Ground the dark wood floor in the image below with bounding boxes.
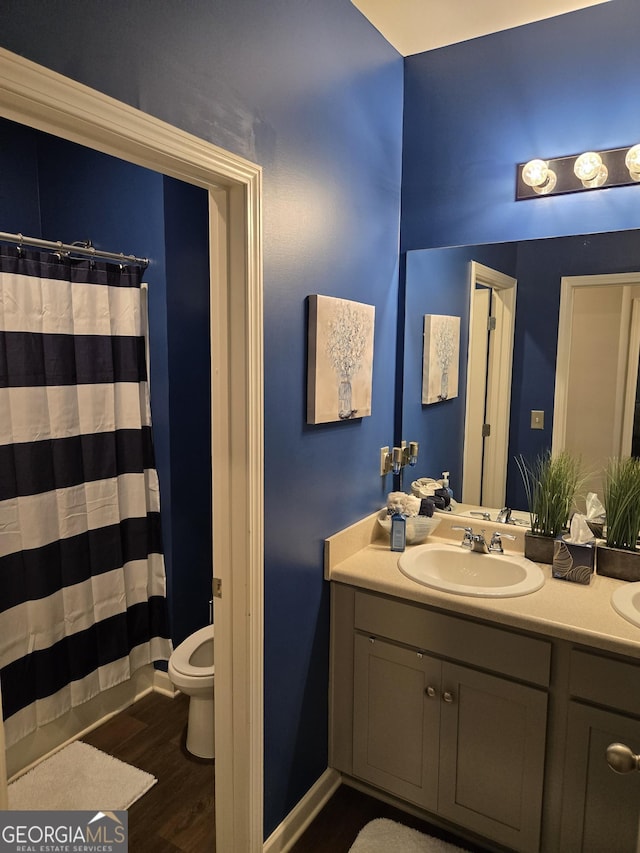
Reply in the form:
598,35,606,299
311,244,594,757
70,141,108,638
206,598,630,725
290,783,492,853
83,691,214,852
83,692,492,853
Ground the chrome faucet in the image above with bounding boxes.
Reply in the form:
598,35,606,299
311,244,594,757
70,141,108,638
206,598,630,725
452,525,489,553
488,531,517,553
469,510,491,521
496,507,513,524
452,525,517,554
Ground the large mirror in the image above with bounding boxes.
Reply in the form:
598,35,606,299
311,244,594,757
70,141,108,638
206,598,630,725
401,229,640,517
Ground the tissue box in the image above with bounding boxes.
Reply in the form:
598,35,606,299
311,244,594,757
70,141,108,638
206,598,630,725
552,536,595,585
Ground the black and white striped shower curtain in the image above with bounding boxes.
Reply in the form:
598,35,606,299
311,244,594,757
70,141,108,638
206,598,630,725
0,247,172,748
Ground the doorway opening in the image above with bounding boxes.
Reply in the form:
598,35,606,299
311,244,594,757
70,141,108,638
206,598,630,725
462,262,517,509
0,47,264,852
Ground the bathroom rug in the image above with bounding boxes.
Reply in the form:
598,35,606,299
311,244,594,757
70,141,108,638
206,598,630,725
349,818,470,853
8,740,156,810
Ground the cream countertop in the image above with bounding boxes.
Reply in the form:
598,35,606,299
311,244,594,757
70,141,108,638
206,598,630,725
325,510,640,661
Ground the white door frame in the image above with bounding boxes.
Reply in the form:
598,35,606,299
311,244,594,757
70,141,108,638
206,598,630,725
553,273,640,460
462,262,517,508
0,48,264,852
463,285,491,505
621,298,640,455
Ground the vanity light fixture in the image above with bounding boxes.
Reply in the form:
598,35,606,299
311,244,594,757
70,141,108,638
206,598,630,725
381,441,419,476
516,144,640,200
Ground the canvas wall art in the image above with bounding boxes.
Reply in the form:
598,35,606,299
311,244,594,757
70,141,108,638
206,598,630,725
307,294,375,424
422,314,460,404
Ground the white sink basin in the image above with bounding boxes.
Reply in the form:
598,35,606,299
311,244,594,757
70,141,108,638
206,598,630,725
611,582,640,628
398,542,545,598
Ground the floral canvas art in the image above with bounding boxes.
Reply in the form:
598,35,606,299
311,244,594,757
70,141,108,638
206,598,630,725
422,314,460,404
307,295,375,424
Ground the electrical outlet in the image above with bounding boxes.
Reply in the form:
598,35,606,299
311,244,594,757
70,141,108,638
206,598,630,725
380,446,390,476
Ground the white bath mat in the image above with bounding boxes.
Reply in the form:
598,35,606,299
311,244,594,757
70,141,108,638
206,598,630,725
8,740,156,811
349,818,470,853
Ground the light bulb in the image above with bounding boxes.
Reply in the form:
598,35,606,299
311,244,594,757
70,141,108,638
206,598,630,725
625,144,640,181
521,159,557,195
522,159,549,187
574,151,608,187
533,169,557,195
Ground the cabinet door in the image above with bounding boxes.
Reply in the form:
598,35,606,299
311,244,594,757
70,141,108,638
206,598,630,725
438,662,547,853
352,633,441,810
560,702,640,853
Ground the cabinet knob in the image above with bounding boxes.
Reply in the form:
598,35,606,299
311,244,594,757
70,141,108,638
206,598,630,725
425,686,437,698
607,743,640,774
443,691,454,704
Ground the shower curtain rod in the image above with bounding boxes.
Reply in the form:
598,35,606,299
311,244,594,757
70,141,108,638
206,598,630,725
0,231,149,267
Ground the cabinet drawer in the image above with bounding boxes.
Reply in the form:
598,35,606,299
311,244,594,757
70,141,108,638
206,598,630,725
354,589,550,687
569,649,640,716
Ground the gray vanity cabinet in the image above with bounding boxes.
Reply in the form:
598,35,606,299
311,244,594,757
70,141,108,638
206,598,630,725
331,583,551,853
352,634,441,811
559,650,640,852
437,661,547,849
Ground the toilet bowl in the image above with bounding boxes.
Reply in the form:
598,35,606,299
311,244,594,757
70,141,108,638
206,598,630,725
168,624,215,759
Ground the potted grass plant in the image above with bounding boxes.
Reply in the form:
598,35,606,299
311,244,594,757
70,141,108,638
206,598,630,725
597,456,640,581
516,450,583,564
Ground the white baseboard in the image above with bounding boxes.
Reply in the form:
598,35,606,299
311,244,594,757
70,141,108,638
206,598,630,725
263,768,341,853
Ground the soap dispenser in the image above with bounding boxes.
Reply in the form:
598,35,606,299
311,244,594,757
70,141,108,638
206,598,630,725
442,472,454,501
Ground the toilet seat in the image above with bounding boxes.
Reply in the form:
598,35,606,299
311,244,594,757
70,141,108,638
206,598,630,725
170,624,214,678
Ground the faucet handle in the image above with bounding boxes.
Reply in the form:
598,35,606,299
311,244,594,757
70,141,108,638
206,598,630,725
489,531,517,553
496,507,513,523
451,525,473,547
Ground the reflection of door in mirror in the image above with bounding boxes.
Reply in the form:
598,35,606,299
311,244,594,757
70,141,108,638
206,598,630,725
632,345,640,459
553,273,640,501
463,263,517,508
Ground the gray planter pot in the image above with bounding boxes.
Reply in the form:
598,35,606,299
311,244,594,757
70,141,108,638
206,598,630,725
596,544,640,582
524,532,556,565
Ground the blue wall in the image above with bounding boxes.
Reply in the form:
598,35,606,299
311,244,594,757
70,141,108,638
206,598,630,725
0,0,404,835
163,177,212,644
0,119,41,234
402,0,640,251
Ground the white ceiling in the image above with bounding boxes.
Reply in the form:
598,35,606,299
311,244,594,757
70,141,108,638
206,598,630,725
351,0,611,56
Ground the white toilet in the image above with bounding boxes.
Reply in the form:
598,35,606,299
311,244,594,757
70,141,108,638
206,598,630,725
168,623,215,759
